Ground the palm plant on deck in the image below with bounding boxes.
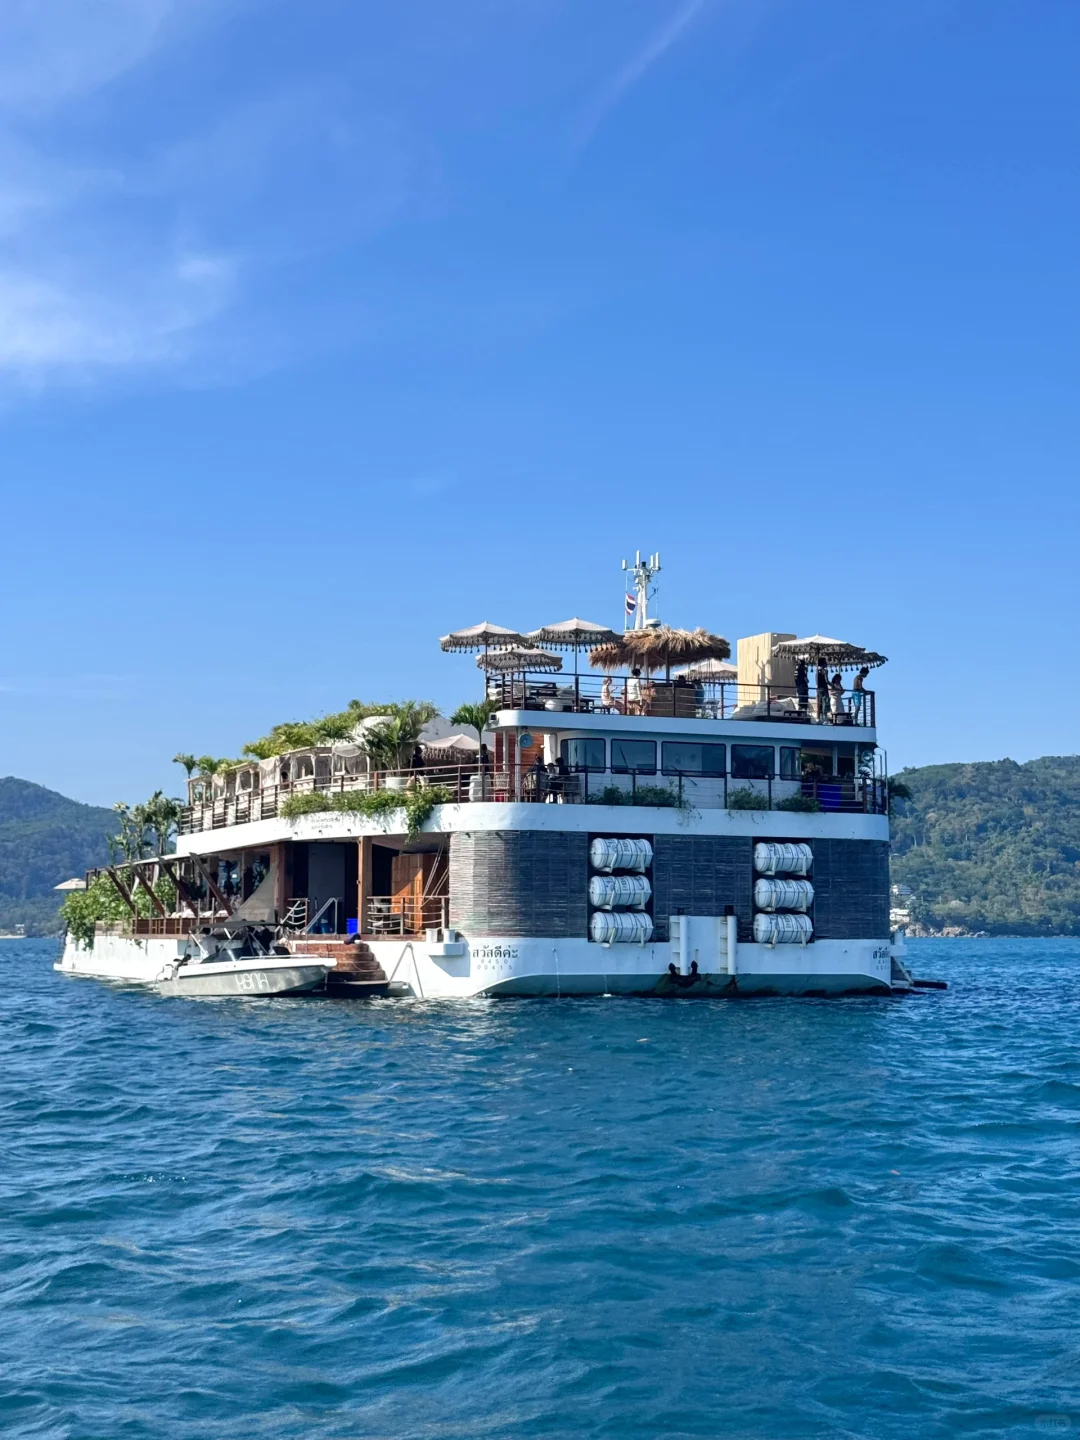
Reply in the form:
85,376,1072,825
449,699,499,754
362,702,436,772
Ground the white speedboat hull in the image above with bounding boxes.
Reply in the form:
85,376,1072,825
157,954,334,998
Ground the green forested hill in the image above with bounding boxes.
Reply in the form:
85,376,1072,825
4,760,1080,939
0,778,116,935
890,756,1080,936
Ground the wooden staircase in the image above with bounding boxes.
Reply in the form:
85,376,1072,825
285,936,390,997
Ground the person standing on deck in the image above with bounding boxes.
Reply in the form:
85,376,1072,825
795,660,809,714
815,665,830,722
850,666,870,721
829,672,845,721
626,668,643,715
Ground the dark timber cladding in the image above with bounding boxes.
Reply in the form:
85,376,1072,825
651,836,754,942
449,829,890,942
810,839,890,939
450,831,590,937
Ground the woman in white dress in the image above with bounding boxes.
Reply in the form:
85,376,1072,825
829,673,845,721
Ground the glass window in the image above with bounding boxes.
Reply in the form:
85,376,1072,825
610,739,657,774
731,744,774,779
662,741,726,776
559,737,606,772
779,747,801,780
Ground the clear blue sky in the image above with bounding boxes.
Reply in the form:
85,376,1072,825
1,0,1077,807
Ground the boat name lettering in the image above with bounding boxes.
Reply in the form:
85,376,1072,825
475,945,519,961
872,947,889,961
234,971,272,992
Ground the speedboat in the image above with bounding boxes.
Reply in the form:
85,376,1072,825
156,921,335,998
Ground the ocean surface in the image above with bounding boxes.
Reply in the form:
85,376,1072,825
3,939,1080,1439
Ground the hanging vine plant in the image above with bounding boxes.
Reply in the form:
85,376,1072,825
280,785,453,838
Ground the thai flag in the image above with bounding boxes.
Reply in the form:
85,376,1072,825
625,593,636,618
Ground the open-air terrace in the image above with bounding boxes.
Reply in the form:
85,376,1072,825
481,670,877,725
178,735,889,835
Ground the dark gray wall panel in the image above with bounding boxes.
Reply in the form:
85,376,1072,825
651,835,754,942
450,831,590,938
810,839,890,939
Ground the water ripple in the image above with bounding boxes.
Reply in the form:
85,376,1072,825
2,937,1080,1437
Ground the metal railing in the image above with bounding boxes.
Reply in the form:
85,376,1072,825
304,897,339,935
177,763,888,833
522,771,887,814
485,672,875,726
364,895,449,937
179,764,486,834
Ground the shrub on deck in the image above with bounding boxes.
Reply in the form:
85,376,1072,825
280,785,453,838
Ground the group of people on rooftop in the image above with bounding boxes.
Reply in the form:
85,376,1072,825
795,662,870,723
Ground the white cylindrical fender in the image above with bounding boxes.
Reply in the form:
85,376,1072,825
588,874,652,910
753,842,813,876
753,878,814,912
752,912,813,946
589,837,653,873
590,911,655,945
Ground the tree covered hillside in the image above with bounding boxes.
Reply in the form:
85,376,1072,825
890,756,1080,936
0,778,116,935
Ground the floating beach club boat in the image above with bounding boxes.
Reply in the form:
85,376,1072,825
58,552,934,998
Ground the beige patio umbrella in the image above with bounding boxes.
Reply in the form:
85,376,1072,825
479,646,562,712
771,636,887,670
54,877,87,891
672,659,738,684
439,621,529,654
477,647,563,673
527,617,618,682
527,618,618,650
672,657,739,717
589,626,731,680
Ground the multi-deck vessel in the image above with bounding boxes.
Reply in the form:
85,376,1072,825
58,557,913,998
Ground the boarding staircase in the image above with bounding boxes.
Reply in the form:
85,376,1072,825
284,935,390,997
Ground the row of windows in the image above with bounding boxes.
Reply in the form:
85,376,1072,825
559,738,803,779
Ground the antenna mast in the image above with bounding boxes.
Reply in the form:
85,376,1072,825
621,550,661,631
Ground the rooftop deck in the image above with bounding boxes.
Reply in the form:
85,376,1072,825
484,672,876,726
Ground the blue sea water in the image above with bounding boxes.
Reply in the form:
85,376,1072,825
2,939,1080,1439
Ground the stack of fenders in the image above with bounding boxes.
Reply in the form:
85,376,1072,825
753,842,814,946
589,837,654,945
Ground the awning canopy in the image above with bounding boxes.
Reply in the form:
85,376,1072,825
423,733,481,752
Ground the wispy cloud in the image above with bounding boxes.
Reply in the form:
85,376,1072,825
0,0,234,114
0,1,425,388
575,0,707,147
0,2,243,381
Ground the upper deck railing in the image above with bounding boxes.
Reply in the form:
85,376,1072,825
178,762,888,835
484,673,875,727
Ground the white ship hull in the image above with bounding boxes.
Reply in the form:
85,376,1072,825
364,933,895,998
57,930,896,999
